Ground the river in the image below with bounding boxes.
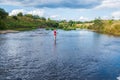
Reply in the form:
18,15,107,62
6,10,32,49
0,29,120,80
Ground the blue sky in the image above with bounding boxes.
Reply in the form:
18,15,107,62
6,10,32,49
0,0,120,21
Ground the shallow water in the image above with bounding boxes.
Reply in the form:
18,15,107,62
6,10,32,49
0,29,120,80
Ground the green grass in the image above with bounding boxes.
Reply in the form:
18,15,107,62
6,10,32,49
1,14,120,36
87,20,120,36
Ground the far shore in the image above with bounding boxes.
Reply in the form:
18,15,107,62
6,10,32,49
0,30,19,34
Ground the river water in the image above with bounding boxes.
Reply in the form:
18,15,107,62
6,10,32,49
0,29,120,80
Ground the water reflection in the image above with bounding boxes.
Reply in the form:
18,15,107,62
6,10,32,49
54,38,56,46
53,38,57,54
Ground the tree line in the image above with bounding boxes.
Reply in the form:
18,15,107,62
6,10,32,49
0,8,87,31
0,8,60,30
1,7,120,36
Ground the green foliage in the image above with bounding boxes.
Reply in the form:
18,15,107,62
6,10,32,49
46,20,59,28
48,18,51,21
24,14,33,18
0,8,8,30
58,20,78,30
68,20,75,26
4,14,60,31
0,20,7,30
33,15,40,19
75,21,83,24
68,20,73,26
108,20,113,25
112,23,120,31
0,8,8,19
12,16,18,20
40,17,46,21
17,12,23,17
1,7,120,36
93,18,104,30
80,25,86,29
5,16,41,30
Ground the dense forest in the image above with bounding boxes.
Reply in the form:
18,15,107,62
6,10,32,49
0,8,120,36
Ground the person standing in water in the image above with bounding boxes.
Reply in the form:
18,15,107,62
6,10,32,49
53,29,57,40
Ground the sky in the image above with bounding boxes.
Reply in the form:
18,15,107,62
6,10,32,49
0,0,120,21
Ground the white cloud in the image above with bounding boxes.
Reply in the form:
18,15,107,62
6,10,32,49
111,11,120,20
79,16,89,21
9,9,44,16
101,16,112,20
50,15,60,18
9,9,25,16
95,0,120,9
27,9,44,16
63,18,66,20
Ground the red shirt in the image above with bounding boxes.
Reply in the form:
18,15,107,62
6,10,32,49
54,30,56,36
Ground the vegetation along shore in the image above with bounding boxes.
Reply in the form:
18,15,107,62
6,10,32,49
0,8,120,36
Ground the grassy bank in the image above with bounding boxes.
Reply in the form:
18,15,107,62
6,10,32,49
1,8,120,36
4,16,45,31
0,8,59,31
1,15,59,31
89,20,120,36
75,19,120,36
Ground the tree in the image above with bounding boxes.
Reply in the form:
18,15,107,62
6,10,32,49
0,8,8,19
40,17,46,21
33,15,40,19
60,20,67,23
0,8,8,30
17,12,23,16
108,19,114,31
48,18,51,21
68,20,75,26
25,14,33,18
46,20,59,28
0,20,6,30
109,20,113,25
12,16,18,20
93,18,103,30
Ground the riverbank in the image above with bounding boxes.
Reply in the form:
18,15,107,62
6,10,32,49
75,20,120,36
88,21,120,36
89,30,118,37
0,30,19,34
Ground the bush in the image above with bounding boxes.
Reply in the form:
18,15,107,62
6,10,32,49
112,23,120,31
17,12,23,17
93,18,104,30
0,8,8,30
0,20,7,30
12,16,18,20
0,8,8,19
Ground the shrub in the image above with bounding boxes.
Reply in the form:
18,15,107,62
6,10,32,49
12,16,18,20
0,20,7,30
17,12,23,17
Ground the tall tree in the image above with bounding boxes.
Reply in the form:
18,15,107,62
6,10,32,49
0,8,8,30
93,18,103,30
0,8,8,19
17,12,23,17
